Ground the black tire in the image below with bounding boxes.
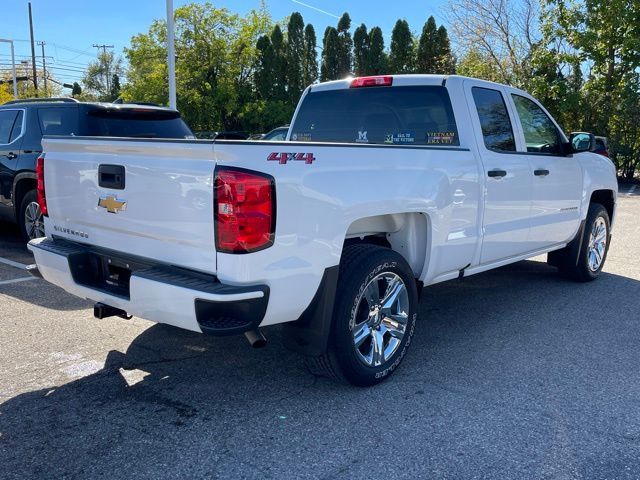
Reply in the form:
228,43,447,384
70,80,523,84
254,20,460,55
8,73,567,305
305,244,418,386
557,203,611,282
18,189,45,242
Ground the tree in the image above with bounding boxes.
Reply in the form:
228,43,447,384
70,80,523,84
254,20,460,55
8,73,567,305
389,20,414,74
336,13,353,77
255,34,275,99
321,27,340,81
445,0,539,85
270,25,287,101
302,23,318,87
83,50,123,101
436,26,456,74
122,2,272,131
367,27,387,74
110,73,121,100
286,12,305,102
71,82,82,97
353,24,369,76
416,16,438,73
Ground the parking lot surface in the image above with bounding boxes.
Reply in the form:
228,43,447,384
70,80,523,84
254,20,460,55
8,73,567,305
0,185,639,479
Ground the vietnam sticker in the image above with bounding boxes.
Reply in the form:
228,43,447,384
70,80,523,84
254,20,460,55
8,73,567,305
426,132,456,144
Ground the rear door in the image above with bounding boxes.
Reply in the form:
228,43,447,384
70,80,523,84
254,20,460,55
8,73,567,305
506,91,583,248
0,109,24,210
464,81,533,264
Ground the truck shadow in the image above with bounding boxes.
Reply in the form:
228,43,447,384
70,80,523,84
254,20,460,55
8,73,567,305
1,260,639,478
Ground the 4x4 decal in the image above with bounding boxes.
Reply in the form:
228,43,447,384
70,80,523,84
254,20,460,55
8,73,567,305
268,152,316,164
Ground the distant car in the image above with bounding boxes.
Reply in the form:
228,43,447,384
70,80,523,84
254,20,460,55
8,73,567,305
261,126,289,141
195,131,249,140
594,136,609,157
0,97,194,241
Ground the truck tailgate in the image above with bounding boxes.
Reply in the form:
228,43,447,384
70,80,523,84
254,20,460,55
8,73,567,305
42,137,217,273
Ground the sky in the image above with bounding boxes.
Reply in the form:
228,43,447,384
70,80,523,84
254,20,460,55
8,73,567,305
0,0,448,88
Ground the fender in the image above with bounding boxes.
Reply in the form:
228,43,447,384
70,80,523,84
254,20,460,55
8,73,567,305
10,171,37,219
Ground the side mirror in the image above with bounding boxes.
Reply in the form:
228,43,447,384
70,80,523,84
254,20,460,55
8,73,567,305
570,132,595,153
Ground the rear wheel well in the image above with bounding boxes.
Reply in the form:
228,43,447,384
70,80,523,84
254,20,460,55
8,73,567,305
14,178,36,215
590,190,615,221
343,213,429,278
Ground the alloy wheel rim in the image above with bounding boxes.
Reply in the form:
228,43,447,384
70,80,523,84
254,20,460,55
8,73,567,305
350,272,409,368
587,216,607,272
24,201,45,240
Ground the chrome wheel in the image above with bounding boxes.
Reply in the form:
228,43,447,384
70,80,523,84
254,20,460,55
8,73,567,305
587,216,607,272
24,201,45,240
350,272,409,367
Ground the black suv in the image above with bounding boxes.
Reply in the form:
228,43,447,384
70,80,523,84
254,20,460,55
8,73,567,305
0,98,193,241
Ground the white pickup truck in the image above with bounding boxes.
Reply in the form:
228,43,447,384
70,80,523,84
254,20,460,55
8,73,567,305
28,75,617,386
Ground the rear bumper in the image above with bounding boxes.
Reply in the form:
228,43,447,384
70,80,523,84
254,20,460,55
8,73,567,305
28,237,269,335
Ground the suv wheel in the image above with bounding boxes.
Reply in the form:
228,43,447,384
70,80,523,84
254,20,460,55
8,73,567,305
305,245,418,386
19,189,45,242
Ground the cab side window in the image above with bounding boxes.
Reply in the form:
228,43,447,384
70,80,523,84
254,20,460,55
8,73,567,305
472,87,516,152
511,94,561,155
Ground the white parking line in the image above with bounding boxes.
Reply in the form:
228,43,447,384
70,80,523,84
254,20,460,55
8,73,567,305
0,276,35,286
0,256,29,270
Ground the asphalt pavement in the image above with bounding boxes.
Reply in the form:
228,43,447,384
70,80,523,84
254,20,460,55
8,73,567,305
0,185,639,479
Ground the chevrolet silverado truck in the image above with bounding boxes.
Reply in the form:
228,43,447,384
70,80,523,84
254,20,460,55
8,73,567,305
27,75,617,386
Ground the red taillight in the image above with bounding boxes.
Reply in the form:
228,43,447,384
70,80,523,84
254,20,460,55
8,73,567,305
350,76,393,88
36,154,48,217
214,168,275,254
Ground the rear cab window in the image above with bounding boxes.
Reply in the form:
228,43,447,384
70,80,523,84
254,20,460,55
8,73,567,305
290,85,459,146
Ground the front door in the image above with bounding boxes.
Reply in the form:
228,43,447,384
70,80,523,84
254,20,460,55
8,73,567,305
507,92,583,248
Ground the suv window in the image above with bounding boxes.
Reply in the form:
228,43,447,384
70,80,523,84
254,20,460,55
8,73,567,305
472,87,516,152
511,94,561,154
0,110,19,144
9,110,24,143
38,107,80,136
290,86,459,146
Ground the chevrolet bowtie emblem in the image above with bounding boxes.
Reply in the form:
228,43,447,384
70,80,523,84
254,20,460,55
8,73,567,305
98,196,127,214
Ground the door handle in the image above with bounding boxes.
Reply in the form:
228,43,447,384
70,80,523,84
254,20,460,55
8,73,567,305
487,169,507,178
534,169,550,177
6,152,17,160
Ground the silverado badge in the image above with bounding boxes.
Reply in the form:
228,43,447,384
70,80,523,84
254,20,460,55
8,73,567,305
98,196,127,214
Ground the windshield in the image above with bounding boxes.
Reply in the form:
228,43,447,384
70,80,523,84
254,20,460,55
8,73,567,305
290,85,459,146
84,108,193,139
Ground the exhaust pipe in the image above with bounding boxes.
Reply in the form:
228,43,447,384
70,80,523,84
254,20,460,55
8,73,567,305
244,329,267,348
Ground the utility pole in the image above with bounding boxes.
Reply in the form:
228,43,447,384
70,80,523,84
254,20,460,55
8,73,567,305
92,43,114,96
166,0,177,109
28,2,38,94
38,41,47,95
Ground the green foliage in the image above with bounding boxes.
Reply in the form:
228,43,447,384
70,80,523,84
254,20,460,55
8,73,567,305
336,13,353,77
353,24,369,76
436,26,456,74
122,1,272,131
416,16,439,73
302,24,318,87
321,27,341,81
71,82,82,97
368,27,387,74
83,51,123,101
286,12,305,102
389,20,414,74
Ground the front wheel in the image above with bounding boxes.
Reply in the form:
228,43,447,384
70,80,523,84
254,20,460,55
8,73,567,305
558,203,611,282
305,245,418,386
19,189,45,242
